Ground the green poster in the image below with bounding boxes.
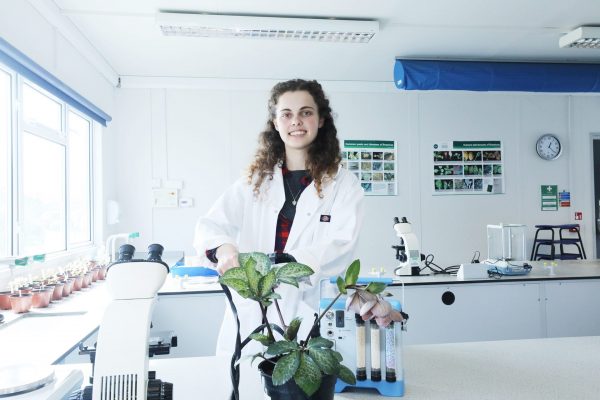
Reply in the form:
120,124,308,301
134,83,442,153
541,185,558,211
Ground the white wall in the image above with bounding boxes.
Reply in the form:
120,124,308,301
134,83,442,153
110,81,600,270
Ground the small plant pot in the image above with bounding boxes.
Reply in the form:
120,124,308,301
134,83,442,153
10,294,33,313
91,268,100,282
31,289,52,308
97,265,108,280
0,291,12,310
62,279,74,297
18,286,32,295
72,275,83,291
51,283,64,301
258,359,337,400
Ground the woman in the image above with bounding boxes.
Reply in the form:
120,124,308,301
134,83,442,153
194,79,364,355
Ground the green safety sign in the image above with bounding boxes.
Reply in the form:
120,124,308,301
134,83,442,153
541,185,558,211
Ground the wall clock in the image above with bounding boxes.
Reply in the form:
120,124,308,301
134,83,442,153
536,134,562,160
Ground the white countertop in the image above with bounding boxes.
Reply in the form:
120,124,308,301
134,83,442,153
156,260,600,296
35,335,600,400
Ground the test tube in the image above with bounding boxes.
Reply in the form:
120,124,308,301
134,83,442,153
355,314,367,381
385,321,397,382
370,319,381,381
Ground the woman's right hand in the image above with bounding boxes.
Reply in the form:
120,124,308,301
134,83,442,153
215,243,240,275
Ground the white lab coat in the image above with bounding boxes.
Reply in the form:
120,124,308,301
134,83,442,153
194,165,364,355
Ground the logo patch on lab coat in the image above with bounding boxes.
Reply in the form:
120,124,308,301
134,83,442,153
320,215,331,223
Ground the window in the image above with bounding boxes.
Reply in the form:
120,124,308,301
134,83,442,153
68,111,92,245
0,64,95,258
0,69,10,256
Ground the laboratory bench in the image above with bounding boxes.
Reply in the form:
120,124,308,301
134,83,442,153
1,260,600,398
9,336,600,399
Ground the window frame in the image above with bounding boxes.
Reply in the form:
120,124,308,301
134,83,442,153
0,64,95,259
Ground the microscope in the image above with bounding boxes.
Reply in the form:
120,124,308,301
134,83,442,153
392,217,426,276
74,243,174,400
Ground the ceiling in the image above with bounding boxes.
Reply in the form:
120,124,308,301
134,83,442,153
52,0,600,83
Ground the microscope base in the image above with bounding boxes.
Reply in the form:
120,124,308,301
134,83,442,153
394,264,429,276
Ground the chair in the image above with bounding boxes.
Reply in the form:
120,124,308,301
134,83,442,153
530,225,558,261
558,224,586,260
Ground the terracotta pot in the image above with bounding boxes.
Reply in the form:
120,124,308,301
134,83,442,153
18,286,32,295
83,272,93,288
10,294,33,313
72,275,83,291
62,279,74,297
97,265,108,280
51,282,64,301
91,268,100,282
31,289,52,308
0,291,12,310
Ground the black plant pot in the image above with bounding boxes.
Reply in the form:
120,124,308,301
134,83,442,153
258,359,336,400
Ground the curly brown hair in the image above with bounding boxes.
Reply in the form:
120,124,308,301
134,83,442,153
247,79,341,197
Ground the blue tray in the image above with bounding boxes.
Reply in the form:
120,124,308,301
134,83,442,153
170,265,219,277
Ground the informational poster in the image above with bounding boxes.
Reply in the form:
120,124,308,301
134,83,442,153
432,140,504,195
341,140,397,196
541,185,558,211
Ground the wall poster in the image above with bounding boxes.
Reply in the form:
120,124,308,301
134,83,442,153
341,140,397,196
432,140,504,195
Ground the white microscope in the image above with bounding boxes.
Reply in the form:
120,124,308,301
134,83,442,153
74,244,174,400
392,217,426,276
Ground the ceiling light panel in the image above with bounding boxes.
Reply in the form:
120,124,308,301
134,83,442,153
559,26,600,49
156,12,379,43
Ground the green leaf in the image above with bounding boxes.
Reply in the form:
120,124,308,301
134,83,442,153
344,259,360,286
264,292,282,300
218,277,250,297
244,257,261,296
249,333,273,346
272,351,300,386
277,276,299,287
336,276,347,295
307,336,334,349
250,252,273,275
337,364,356,385
284,317,302,341
276,262,314,280
258,270,277,297
266,340,299,356
293,353,322,397
365,281,387,295
332,350,343,362
308,348,338,375
221,266,247,281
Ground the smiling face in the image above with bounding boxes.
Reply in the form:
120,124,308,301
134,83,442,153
272,90,324,157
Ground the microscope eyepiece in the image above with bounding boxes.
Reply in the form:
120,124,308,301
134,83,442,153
117,244,136,261
393,217,400,224
147,244,164,262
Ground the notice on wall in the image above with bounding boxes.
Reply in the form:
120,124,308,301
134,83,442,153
341,140,397,196
559,190,571,207
541,185,558,211
432,141,504,195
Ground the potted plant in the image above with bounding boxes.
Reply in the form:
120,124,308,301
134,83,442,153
219,252,398,400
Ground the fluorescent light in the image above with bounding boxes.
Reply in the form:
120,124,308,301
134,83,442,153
156,12,379,43
559,26,600,49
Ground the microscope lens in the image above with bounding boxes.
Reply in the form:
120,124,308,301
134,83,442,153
117,244,135,261
147,244,164,261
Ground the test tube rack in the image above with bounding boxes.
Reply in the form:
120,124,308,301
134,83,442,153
319,281,404,397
